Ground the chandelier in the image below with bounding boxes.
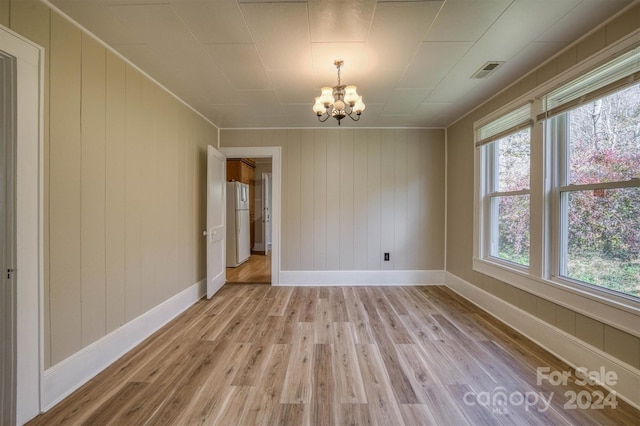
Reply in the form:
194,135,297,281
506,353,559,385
313,60,365,125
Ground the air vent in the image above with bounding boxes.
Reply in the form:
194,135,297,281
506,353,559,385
470,61,505,79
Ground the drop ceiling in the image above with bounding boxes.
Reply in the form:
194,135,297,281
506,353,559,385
49,0,634,128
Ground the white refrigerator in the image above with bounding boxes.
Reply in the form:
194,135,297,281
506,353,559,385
226,181,251,267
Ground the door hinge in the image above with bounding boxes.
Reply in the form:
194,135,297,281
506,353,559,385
7,268,15,279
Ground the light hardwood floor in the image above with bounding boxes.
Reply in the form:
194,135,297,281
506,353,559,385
28,285,639,425
226,254,271,284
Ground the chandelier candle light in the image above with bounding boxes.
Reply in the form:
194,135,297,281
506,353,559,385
313,60,365,125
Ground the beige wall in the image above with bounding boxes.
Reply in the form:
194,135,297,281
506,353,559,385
222,129,446,272
445,4,640,369
0,0,9,27
7,1,217,367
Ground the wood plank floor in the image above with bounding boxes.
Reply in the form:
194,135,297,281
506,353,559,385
226,254,271,284
29,285,639,425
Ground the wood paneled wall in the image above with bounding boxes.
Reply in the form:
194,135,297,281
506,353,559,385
221,129,445,272
7,1,218,367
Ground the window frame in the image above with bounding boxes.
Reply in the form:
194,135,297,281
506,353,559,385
548,102,640,300
472,38,640,333
482,130,531,269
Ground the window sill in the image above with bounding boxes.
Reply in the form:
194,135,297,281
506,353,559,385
473,257,640,337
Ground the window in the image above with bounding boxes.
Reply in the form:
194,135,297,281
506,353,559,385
477,104,532,267
473,43,640,332
550,84,640,298
475,46,640,308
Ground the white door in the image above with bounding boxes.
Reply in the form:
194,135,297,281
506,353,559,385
262,173,272,256
206,145,226,298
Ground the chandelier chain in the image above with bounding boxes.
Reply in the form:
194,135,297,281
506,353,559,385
333,59,345,86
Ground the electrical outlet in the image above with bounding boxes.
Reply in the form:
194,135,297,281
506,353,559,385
384,253,390,261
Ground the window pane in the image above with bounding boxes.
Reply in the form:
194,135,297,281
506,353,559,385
497,128,530,192
491,194,530,266
567,84,640,185
564,187,640,298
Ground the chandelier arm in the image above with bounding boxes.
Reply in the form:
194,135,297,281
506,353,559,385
317,114,331,123
346,111,361,121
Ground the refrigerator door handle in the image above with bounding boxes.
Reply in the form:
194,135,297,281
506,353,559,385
240,185,247,202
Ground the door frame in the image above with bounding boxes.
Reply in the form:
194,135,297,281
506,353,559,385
0,48,18,426
262,172,272,256
219,146,281,286
0,25,44,423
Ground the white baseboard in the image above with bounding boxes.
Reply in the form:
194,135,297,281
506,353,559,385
280,270,445,286
41,279,206,410
445,272,640,410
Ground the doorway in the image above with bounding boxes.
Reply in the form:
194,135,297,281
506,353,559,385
0,49,17,426
219,146,281,286
225,158,272,284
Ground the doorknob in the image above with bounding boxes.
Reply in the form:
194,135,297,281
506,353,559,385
202,230,208,236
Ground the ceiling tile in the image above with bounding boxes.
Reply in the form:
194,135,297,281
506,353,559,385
399,41,473,88
206,44,271,90
210,89,281,111
311,43,365,86
470,0,580,60
106,3,196,46
277,87,318,105
217,103,286,128
382,88,431,115
268,68,316,104
351,67,404,104
425,76,480,103
240,2,312,72
157,41,227,88
425,0,511,42
51,1,142,45
413,102,458,125
363,1,443,71
537,0,633,42
308,0,376,43
171,0,252,44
